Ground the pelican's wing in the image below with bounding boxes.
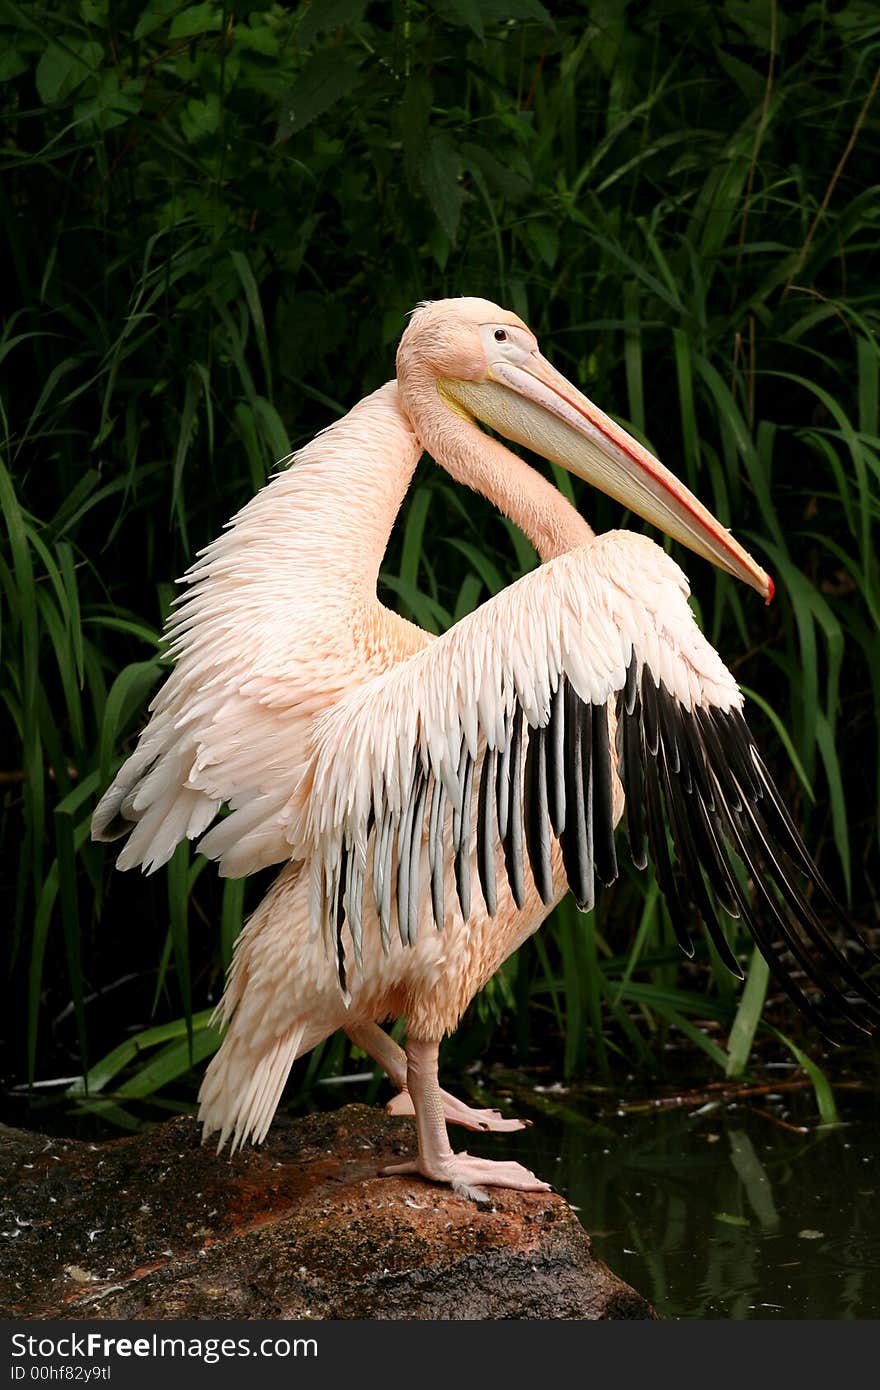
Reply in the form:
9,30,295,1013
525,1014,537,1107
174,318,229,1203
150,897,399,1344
92,384,428,878
306,530,878,1037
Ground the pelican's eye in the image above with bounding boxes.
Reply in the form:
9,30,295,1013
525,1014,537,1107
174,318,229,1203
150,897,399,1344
480,322,533,368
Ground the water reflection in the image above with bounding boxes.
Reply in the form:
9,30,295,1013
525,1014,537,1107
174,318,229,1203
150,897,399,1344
7,1064,877,1318
467,1088,880,1319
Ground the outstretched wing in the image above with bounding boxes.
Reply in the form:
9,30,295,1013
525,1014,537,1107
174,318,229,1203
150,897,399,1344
305,530,878,1037
91,384,427,878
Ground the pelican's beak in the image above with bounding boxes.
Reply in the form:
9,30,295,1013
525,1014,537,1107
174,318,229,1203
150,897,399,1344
440,352,774,602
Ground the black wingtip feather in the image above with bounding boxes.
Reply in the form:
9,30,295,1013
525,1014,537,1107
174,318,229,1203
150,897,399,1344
618,669,647,870
640,678,878,1038
428,775,446,931
502,704,526,909
546,680,567,836
559,682,594,912
453,744,475,921
367,647,874,1046
477,747,498,916
335,843,348,992
524,723,555,904
592,703,618,886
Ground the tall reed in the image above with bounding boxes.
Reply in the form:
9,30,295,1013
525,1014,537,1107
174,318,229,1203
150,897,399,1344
1,1,877,1121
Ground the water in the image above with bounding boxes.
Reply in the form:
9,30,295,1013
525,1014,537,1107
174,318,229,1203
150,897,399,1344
467,1083,880,1319
7,1062,879,1319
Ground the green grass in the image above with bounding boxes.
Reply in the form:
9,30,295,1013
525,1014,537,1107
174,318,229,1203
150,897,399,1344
1,0,878,1123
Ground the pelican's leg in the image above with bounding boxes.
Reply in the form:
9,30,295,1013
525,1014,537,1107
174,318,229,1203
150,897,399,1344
378,1037,549,1199
345,1022,528,1133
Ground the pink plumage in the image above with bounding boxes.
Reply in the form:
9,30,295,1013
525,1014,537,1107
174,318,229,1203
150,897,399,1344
93,298,874,1198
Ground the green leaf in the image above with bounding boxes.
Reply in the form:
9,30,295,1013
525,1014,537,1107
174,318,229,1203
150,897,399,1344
180,94,221,142
772,1030,840,1126
235,19,280,57
275,50,362,139
35,40,103,104
171,367,200,548
713,44,767,104
0,49,29,83
446,538,507,595
419,135,464,243
475,0,552,21
452,572,484,622
168,844,193,1050
727,0,787,48
399,486,432,594
379,574,450,633
221,877,246,972
67,1010,217,1096
115,1028,220,1098
739,686,815,802
252,398,292,461
133,0,186,40
447,0,485,39
725,947,769,1077
98,661,163,792
168,3,223,40
401,75,432,184
522,221,559,268
298,0,367,47
230,251,273,397
463,143,531,201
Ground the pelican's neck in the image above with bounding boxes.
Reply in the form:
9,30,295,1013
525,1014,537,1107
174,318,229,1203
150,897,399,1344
281,381,421,600
181,382,420,620
400,371,594,562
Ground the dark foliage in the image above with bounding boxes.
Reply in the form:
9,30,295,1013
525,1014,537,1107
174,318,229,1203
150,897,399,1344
1,0,878,1123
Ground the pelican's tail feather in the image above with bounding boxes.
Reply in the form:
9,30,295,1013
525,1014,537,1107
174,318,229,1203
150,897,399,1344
198,1018,323,1155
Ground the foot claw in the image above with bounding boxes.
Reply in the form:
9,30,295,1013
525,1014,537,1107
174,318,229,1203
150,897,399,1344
379,1151,550,1197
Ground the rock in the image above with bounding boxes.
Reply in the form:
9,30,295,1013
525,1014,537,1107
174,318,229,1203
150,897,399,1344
0,1105,656,1320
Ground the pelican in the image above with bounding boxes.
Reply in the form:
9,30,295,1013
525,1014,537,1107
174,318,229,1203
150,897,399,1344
93,297,876,1198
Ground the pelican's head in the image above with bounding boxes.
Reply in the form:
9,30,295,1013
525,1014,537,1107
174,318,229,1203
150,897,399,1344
397,297,773,602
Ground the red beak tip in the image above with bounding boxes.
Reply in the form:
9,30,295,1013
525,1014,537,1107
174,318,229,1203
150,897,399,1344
765,574,775,605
